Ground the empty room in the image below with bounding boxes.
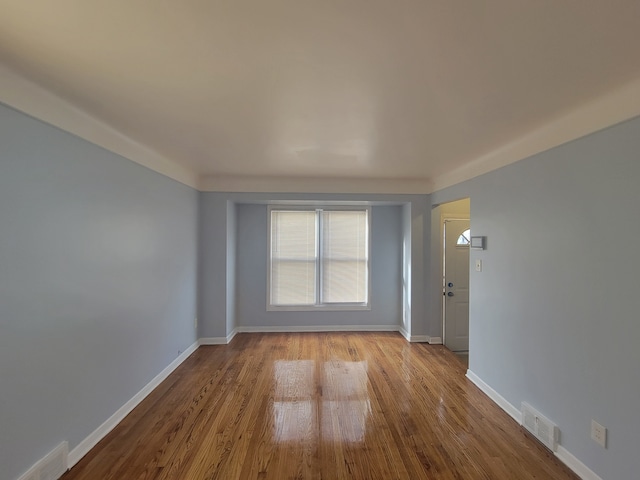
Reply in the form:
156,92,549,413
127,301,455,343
1,2,639,480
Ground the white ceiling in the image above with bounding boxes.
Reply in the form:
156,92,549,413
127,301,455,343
1,1,640,192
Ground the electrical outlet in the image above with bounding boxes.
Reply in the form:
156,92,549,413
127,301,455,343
591,420,607,448
194,317,198,329
475,259,482,272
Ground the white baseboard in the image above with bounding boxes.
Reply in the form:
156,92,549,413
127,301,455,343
399,327,410,341
199,336,230,345
235,325,401,333
556,446,603,480
199,328,238,345
17,441,68,480
398,334,439,343
226,328,238,343
466,370,601,480
67,340,199,468
410,335,430,343
398,329,429,342
466,370,522,423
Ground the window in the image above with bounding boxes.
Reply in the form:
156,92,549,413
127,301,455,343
456,229,471,246
269,207,370,309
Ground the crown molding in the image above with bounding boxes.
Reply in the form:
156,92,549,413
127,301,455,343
198,174,432,194
0,64,199,189
431,77,640,192
4,62,639,196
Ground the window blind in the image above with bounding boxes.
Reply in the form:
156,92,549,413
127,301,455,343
270,208,369,307
270,210,317,305
321,210,368,304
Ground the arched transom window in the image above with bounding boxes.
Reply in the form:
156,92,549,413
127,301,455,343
457,229,470,246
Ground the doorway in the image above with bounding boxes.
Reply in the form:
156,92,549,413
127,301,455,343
439,199,470,353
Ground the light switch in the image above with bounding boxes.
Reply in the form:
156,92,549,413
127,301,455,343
475,259,482,272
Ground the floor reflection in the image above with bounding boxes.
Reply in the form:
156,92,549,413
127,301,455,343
273,359,370,443
273,360,316,442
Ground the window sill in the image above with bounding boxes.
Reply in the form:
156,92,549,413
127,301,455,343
267,304,371,312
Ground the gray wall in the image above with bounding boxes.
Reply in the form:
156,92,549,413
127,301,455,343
198,192,235,338
411,196,430,338
234,204,402,328
226,201,237,336
431,115,640,480
198,192,428,339
0,104,198,480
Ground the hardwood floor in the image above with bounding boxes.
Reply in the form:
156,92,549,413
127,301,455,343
62,333,578,479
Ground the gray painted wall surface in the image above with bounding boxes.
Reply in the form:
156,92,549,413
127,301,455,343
234,204,402,328
226,201,237,335
197,192,230,338
431,116,640,480
411,196,430,338
198,192,428,339
0,104,198,480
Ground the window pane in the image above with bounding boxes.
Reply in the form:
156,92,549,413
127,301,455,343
457,228,470,245
321,211,368,304
271,211,317,305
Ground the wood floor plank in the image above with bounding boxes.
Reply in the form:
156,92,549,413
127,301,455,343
62,332,579,480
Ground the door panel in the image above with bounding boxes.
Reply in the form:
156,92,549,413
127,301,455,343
454,302,469,337
444,219,470,352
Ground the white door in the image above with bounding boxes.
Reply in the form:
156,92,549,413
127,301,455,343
444,219,470,352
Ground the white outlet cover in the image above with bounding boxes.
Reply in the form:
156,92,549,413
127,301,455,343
475,259,482,272
591,420,607,448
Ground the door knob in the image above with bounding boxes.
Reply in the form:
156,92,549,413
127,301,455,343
447,282,454,287
447,292,454,297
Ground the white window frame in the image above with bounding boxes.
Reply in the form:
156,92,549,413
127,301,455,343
267,205,371,311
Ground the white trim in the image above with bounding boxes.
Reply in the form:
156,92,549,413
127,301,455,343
67,340,199,468
399,326,410,341
556,446,603,480
407,335,429,343
432,77,640,192
17,441,68,480
401,331,439,343
226,328,238,344
235,325,400,333
3,65,640,197
466,370,602,480
466,370,522,423
0,65,199,189
199,175,432,194
199,335,232,345
267,206,372,311
266,304,372,312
